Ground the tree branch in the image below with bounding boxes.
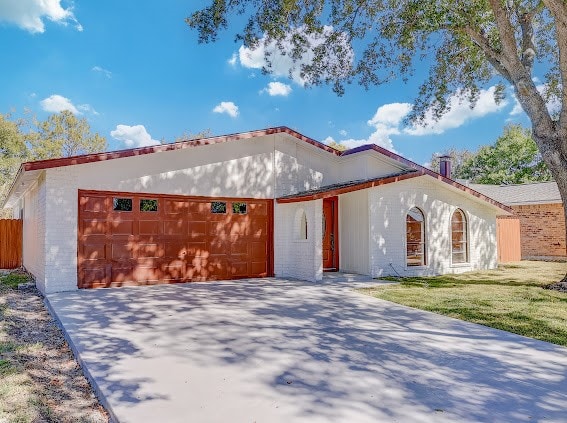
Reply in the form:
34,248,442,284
462,26,512,81
518,10,535,70
488,0,520,60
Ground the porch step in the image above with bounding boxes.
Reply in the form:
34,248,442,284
322,272,372,283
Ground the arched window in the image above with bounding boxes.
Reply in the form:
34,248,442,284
300,210,307,240
451,209,469,263
296,209,308,240
406,207,426,266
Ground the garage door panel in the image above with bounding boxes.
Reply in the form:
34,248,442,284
79,191,272,288
250,261,268,276
138,243,162,259
110,220,135,235
164,220,187,235
139,220,160,235
229,261,248,277
81,195,108,213
81,242,107,261
248,202,267,216
188,221,207,240
111,243,136,260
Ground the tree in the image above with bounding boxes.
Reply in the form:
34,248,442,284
162,129,214,144
458,124,552,184
187,1,567,282
326,140,347,151
429,147,475,180
29,110,107,160
0,113,28,217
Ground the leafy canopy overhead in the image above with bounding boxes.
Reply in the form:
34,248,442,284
187,0,560,125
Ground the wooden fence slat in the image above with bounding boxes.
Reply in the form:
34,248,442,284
0,219,23,269
497,216,522,263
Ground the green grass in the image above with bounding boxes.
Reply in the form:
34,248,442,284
0,273,32,289
361,261,567,346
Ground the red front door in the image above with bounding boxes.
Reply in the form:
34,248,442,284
322,197,338,271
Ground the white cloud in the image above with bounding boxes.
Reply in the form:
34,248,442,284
92,66,112,79
326,85,509,153
77,104,99,115
339,129,347,136
260,81,292,97
40,94,97,116
0,0,82,33
40,94,79,114
235,26,353,86
324,103,412,152
213,101,239,118
227,53,237,67
405,86,508,135
110,124,158,148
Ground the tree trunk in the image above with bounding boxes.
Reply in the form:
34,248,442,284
533,133,567,283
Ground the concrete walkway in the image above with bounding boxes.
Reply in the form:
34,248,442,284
46,279,567,423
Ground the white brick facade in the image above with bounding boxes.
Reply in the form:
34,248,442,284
368,176,497,277
11,132,503,293
274,200,323,282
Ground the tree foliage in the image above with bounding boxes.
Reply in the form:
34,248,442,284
459,124,552,184
430,147,475,180
433,124,552,184
188,1,567,280
0,111,106,215
29,111,107,160
326,140,347,151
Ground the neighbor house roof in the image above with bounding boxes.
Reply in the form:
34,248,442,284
468,181,561,206
2,126,512,213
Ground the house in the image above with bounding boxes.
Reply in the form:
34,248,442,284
469,182,567,260
2,127,511,294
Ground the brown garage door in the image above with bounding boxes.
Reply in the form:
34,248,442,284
78,190,273,288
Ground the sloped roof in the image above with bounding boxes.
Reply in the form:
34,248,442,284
468,181,561,205
2,126,512,213
277,170,421,202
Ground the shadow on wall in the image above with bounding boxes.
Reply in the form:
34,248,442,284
370,188,497,276
48,281,567,421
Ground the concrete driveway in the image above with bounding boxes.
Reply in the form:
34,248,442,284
46,279,567,423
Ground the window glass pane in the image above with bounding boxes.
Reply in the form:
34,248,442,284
451,209,468,263
406,207,425,266
211,201,226,214
140,199,158,212
232,202,247,214
299,211,307,240
113,198,132,212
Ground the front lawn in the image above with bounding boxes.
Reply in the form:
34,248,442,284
361,261,567,346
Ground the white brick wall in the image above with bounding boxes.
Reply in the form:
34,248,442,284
368,176,498,278
17,134,501,293
43,167,80,293
274,200,323,282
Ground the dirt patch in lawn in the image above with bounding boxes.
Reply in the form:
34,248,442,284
0,272,108,423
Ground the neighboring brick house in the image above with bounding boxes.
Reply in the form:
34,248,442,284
470,182,567,260
2,127,511,294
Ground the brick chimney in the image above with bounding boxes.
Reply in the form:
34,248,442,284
439,155,452,179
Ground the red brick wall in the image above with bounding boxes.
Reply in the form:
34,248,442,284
512,203,567,258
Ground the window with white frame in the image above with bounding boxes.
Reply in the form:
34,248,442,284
451,209,469,263
406,207,426,266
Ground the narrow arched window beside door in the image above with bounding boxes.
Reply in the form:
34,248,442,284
451,209,469,263
406,207,426,266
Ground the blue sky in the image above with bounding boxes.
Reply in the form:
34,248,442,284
0,0,533,166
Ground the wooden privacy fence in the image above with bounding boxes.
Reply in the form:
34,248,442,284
497,216,522,263
0,219,22,269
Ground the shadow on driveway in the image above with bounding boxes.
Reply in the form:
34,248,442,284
47,279,567,423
